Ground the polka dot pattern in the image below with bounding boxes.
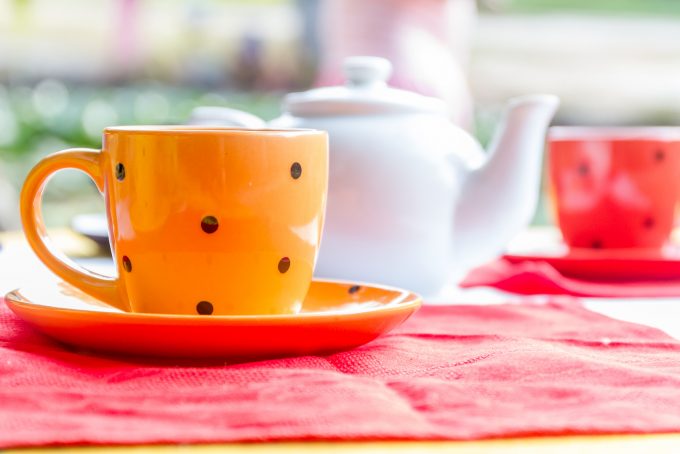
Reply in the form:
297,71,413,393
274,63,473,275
115,163,126,181
201,216,219,234
290,162,302,179
278,257,291,274
196,301,214,315
116,156,311,314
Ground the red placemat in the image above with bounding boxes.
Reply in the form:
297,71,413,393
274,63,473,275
461,257,680,297
2,298,680,448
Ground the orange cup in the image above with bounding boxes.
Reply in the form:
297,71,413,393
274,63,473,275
548,127,680,250
21,127,328,315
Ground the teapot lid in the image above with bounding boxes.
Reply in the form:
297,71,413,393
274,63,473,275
283,57,447,116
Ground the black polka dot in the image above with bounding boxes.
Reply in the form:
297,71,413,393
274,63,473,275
290,162,302,179
643,216,655,229
655,149,665,162
278,257,291,273
591,239,603,249
348,285,361,294
115,163,125,181
201,216,219,234
196,301,213,315
122,256,132,272
577,163,589,176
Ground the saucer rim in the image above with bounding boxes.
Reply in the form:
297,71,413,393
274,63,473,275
504,245,680,263
4,278,422,324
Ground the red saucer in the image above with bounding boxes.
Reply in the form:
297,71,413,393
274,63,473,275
504,245,680,281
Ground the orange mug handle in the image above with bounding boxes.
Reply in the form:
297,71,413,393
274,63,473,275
20,148,127,311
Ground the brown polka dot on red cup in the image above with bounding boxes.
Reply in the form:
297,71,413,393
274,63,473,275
643,216,655,229
655,149,665,162
577,163,589,176
591,239,603,249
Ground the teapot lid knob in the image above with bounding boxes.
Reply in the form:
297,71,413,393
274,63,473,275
343,56,392,88
282,55,446,116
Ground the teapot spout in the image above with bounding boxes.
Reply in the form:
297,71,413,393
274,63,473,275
452,94,559,276
188,106,267,129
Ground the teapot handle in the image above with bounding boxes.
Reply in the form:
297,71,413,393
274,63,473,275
188,106,267,129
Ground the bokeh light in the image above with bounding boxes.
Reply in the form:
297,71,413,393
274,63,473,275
32,79,69,118
82,99,119,139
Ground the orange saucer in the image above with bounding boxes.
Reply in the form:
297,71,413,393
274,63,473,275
4,279,421,359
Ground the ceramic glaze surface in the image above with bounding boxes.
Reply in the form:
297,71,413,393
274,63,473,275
549,128,680,250
21,127,328,315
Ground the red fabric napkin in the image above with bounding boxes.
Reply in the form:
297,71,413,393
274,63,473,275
2,298,680,448
461,257,680,298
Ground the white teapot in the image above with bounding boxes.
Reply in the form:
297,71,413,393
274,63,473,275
190,57,559,298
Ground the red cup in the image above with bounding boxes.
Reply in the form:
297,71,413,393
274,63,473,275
548,127,680,250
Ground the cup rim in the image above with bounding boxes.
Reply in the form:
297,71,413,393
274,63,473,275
549,126,680,142
104,125,323,136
